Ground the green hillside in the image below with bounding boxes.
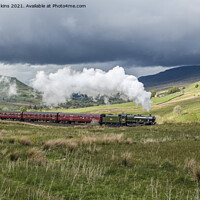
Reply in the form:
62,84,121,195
0,75,42,110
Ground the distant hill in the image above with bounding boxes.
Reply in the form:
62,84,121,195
0,75,42,110
139,65,200,90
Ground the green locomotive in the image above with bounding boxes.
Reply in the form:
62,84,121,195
101,114,156,126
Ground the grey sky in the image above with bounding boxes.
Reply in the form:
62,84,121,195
0,0,200,82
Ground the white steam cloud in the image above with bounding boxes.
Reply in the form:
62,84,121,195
0,76,17,97
31,66,152,111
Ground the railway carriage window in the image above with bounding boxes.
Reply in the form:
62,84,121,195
50,114,52,117
43,114,45,117
63,114,65,118
46,114,49,117
39,114,42,117
35,114,38,117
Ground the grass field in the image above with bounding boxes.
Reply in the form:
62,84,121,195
1,121,200,199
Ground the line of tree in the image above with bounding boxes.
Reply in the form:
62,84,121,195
167,86,180,94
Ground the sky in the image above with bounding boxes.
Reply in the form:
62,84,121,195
0,0,200,83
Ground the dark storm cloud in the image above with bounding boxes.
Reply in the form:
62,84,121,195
1,0,200,66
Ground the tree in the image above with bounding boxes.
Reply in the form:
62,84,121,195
33,105,37,110
19,106,27,112
150,90,156,98
167,86,180,94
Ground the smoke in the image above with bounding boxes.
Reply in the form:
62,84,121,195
0,76,17,97
31,66,152,111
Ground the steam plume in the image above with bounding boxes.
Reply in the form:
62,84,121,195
31,66,151,111
0,76,17,97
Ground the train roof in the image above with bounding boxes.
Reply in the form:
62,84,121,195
23,111,58,114
22,111,101,116
0,111,22,113
60,112,101,116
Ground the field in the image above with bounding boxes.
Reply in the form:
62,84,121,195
0,121,200,199
1,82,200,199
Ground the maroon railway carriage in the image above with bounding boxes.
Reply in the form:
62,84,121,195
58,113,101,123
0,111,22,120
22,112,58,122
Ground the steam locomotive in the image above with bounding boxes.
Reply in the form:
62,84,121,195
0,111,156,126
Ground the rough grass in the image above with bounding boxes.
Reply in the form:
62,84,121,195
19,136,32,146
27,147,46,164
0,121,200,199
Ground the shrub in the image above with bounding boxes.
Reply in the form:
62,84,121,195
195,84,199,88
19,106,28,112
19,137,32,146
150,90,156,98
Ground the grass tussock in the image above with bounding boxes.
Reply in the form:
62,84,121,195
44,138,78,151
80,134,125,145
0,129,13,134
143,138,159,144
19,137,32,146
86,144,102,153
121,152,132,167
27,148,46,164
173,105,183,115
10,151,20,161
184,158,200,182
17,130,32,135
